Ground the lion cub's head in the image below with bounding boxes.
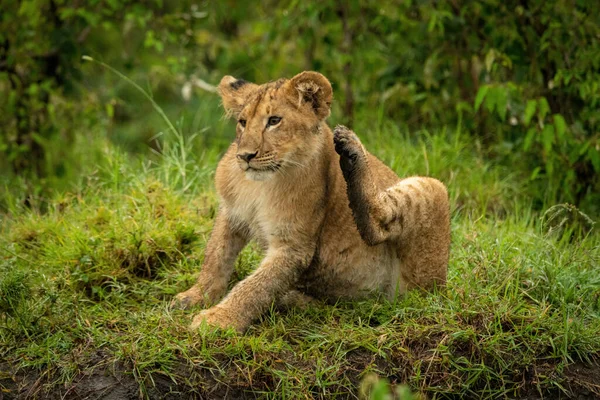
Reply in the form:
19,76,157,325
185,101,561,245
218,72,333,181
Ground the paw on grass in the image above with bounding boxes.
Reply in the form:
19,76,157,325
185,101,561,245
189,306,246,333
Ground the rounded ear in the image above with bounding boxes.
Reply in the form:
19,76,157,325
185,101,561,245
285,71,333,120
218,76,258,118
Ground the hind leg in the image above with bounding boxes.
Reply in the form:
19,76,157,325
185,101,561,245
276,290,315,310
397,232,449,293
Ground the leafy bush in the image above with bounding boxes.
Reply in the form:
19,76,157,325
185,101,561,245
1,0,599,214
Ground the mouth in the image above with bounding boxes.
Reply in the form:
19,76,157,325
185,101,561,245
239,161,282,173
239,162,282,181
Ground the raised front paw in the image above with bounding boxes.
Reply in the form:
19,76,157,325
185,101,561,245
333,125,364,174
189,306,246,333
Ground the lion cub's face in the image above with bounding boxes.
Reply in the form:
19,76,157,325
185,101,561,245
218,72,333,181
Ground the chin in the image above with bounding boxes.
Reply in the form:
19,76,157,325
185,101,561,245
245,169,275,181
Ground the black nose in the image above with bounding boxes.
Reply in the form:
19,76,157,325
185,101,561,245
237,151,258,163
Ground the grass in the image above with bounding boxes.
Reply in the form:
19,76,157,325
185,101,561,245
1,99,599,398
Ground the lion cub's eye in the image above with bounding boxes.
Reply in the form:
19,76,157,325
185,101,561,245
267,116,282,126
238,119,247,128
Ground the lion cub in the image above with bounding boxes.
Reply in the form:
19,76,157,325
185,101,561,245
174,72,450,332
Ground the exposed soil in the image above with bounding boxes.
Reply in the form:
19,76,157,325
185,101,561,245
2,357,600,399
562,362,600,399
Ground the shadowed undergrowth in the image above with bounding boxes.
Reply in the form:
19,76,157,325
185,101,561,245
1,126,599,399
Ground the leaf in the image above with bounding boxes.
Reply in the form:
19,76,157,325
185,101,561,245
59,8,76,20
553,114,567,140
474,86,489,111
455,101,474,114
370,379,391,400
538,97,550,121
524,127,537,151
485,86,497,113
542,124,555,153
578,141,591,156
588,147,600,172
106,103,114,119
524,100,537,126
427,13,437,33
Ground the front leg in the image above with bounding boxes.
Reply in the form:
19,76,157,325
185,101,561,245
190,244,313,332
334,125,447,247
172,208,248,309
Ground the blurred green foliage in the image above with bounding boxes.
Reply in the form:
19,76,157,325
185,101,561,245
1,0,599,214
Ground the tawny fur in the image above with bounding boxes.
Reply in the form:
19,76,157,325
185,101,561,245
173,71,450,332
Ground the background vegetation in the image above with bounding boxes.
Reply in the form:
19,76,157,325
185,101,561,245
1,0,599,398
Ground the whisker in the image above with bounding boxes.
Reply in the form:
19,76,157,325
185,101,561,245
283,159,307,169
274,163,288,180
